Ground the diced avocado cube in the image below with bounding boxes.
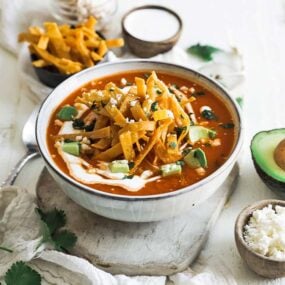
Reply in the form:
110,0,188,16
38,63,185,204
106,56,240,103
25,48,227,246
189,126,216,143
57,106,78,121
110,160,130,173
160,163,182,177
184,148,208,168
62,142,80,156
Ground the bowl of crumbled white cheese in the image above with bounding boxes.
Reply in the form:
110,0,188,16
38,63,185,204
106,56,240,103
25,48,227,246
235,200,285,278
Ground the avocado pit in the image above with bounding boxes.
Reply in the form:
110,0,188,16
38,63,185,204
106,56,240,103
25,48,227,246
274,139,285,171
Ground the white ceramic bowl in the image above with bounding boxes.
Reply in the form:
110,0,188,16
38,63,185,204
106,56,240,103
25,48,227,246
36,60,244,222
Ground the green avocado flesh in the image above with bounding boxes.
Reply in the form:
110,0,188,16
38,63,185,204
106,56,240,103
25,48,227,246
251,129,285,183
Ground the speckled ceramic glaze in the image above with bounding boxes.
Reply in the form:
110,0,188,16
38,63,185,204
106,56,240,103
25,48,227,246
36,60,244,222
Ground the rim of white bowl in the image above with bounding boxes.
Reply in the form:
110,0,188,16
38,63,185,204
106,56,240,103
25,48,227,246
36,59,244,201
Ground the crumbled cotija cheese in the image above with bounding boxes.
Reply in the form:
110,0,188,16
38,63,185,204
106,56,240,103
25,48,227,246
244,205,285,260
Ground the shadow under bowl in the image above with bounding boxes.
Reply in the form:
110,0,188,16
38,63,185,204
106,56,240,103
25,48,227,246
235,199,285,278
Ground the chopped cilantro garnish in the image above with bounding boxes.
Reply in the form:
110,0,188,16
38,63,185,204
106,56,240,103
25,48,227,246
201,109,217,120
176,160,185,166
4,261,41,285
151,101,159,112
123,174,134,179
36,208,77,253
128,161,135,169
156,89,162,95
0,246,13,253
169,142,177,149
236,97,243,108
175,126,187,137
72,118,85,130
187,43,221,61
144,73,150,79
220,123,235,129
193,91,206,96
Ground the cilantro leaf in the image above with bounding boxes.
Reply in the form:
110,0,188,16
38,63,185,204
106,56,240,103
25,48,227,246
53,230,77,252
5,261,41,285
36,208,66,234
187,44,221,61
236,97,243,108
0,246,13,253
201,109,217,120
36,208,77,253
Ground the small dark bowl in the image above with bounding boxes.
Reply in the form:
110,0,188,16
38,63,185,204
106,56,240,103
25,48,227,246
31,31,106,88
122,5,183,58
31,54,70,88
235,199,285,278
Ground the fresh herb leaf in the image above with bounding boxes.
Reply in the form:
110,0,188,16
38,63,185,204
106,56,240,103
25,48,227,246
36,208,66,234
53,230,77,252
156,89,162,95
220,123,235,129
36,208,77,253
169,142,177,149
168,87,174,94
84,121,95,132
171,84,179,89
201,109,217,120
176,160,185,166
5,261,41,285
151,101,158,112
123,175,134,179
72,118,85,130
128,161,135,169
175,126,187,137
0,246,13,253
236,97,243,108
193,91,205,97
187,43,221,61
182,148,191,156
144,73,150,79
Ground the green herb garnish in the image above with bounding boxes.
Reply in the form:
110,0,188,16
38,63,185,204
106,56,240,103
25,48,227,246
151,101,159,112
123,175,134,179
201,109,217,120
156,89,162,95
72,118,85,130
187,43,221,61
4,261,41,285
36,208,77,253
236,97,243,108
169,142,177,149
175,126,187,137
193,91,206,97
220,123,235,129
0,246,13,253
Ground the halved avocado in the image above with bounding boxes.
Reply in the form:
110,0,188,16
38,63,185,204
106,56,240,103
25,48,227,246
251,129,285,196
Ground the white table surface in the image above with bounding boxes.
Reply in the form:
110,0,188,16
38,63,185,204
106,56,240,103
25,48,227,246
1,0,285,283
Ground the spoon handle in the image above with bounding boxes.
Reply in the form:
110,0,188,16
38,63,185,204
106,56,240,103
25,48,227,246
1,151,40,187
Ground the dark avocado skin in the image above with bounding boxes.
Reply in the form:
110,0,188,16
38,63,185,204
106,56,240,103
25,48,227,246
252,153,285,198
250,129,285,196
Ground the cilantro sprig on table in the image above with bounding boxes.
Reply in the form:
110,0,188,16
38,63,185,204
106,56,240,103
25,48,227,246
187,43,221,61
36,208,77,252
3,261,41,285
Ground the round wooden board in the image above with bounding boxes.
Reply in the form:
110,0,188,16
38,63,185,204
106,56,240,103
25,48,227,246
36,164,239,276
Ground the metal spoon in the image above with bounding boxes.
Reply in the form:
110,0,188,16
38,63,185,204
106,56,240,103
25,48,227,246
1,106,40,186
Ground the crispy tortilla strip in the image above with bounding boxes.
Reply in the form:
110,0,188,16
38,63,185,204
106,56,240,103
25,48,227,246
154,140,182,164
32,59,50,68
74,29,94,67
135,77,147,97
105,103,126,126
95,143,123,161
130,120,171,174
44,22,71,59
91,51,103,61
94,115,109,130
121,121,156,132
98,40,108,57
119,131,135,161
130,102,148,121
54,126,111,140
106,38,124,48
29,26,43,36
166,134,179,154
37,36,49,49
18,33,40,44
91,138,111,150
32,44,82,74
